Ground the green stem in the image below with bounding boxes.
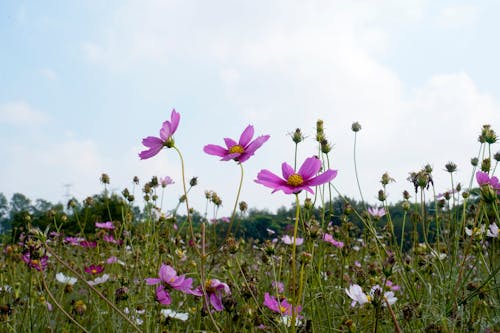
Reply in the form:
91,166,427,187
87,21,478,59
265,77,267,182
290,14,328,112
353,132,366,209
225,163,244,238
45,245,143,333
40,273,90,333
291,194,301,333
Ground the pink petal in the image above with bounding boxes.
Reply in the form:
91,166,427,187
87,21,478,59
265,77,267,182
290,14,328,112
307,169,337,186
281,162,295,180
159,121,172,141
298,157,322,180
169,109,180,134
255,170,287,189
239,125,254,147
224,138,237,149
203,144,228,157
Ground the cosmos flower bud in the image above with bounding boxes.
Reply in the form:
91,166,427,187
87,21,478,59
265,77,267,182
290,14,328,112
239,201,248,212
351,122,361,132
402,190,410,200
189,177,198,187
321,139,332,154
378,190,386,202
133,176,140,184
381,172,395,186
292,128,304,144
316,119,324,142
444,162,457,173
100,173,110,185
424,164,433,174
481,158,491,172
462,191,469,199
471,157,479,166
402,201,410,211
494,151,500,162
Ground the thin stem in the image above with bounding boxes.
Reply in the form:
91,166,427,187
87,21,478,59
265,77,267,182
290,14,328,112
290,194,301,333
225,163,244,238
44,245,143,333
40,273,90,333
353,132,366,209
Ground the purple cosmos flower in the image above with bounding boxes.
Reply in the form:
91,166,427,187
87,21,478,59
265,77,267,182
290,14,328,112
84,264,104,275
272,281,285,294
22,252,48,271
323,233,344,248
255,156,337,195
139,109,180,160
263,293,301,316
203,125,270,163
192,279,231,311
160,176,174,187
103,234,122,245
95,221,115,230
145,264,195,305
368,207,386,219
476,171,500,192
79,240,97,248
281,235,304,246
64,237,85,246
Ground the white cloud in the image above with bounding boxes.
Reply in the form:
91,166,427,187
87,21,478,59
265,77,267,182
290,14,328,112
0,101,48,125
437,5,478,28
40,68,57,80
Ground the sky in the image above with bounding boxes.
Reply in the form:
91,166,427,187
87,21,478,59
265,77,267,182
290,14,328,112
1,0,499,217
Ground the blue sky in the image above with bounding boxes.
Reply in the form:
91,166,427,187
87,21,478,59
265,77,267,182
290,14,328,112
1,1,499,216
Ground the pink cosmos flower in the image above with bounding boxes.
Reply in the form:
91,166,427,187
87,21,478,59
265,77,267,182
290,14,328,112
368,207,386,219
476,171,500,193
192,279,231,311
22,252,48,271
203,125,270,163
281,235,304,246
103,234,122,245
263,293,301,316
79,240,97,248
255,156,337,195
64,237,85,246
145,264,195,305
139,109,180,160
84,264,104,275
272,281,285,294
323,233,344,248
95,221,115,230
160,176,174,187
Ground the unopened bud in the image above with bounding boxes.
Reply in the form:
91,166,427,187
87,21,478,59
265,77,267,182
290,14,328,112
351,122,361,132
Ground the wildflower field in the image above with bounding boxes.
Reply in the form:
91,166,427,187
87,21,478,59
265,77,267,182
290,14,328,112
1,110,499,332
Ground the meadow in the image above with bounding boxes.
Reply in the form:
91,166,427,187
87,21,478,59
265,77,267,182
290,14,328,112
0,110,499,332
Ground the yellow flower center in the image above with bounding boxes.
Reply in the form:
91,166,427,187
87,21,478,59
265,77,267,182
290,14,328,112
366,295,373,303
287,173,304,187
31,259,39,266
279,305,287,313
91,269,97,274
229,145,244,154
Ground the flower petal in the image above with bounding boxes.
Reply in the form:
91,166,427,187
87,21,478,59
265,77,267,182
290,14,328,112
224,138,237,149
203,144,228,157
298,157,322,180
159,121,172,141
255,170,287,190
281,162,295,180
239,125,254,147
306,169,337,186
169,109,180,135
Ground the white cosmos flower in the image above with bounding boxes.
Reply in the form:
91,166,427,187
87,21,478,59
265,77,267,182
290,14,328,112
56,272,77,285
87,274,110,286
160,309,189,321
487,223,499,238
345,284,370,307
